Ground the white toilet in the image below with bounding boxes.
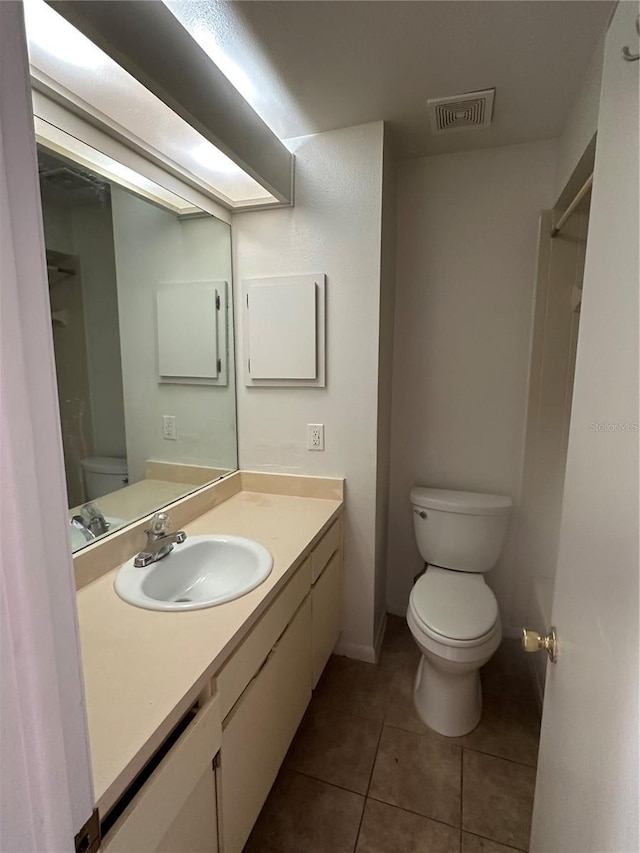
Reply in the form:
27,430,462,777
80,456,128,500
406,487,512,737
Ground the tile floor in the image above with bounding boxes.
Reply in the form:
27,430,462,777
244,615,541,853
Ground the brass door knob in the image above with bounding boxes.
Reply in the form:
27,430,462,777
521,626,558,663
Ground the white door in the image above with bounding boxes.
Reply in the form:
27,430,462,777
0,4,95,851
530,3,639,851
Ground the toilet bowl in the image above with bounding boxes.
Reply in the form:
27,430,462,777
407,487,511,737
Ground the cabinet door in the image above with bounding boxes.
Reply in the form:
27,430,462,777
102,694,221,853
156,767,218,853
220,598,312,853
311,550,343,687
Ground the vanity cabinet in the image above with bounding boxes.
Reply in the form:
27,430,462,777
219,598,312,852
310,519,343,687
216,515,343,852
101,694,222,853
99,512,343,853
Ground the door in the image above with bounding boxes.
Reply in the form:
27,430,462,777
530,4,639,851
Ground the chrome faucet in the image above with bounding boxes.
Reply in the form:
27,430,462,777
80,502,108,537
71,515,96,542
134,512,186,568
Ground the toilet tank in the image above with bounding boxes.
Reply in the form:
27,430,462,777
410,487,512,573
80,456,128,500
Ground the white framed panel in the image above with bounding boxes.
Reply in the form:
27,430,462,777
243,274,326,387
156,281,228,386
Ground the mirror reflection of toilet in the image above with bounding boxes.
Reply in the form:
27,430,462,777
407,487,512,737
80,456,128,501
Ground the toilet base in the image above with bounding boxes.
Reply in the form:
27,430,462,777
413,654,482,737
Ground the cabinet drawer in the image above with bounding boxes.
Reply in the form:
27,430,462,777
220,597,312,853
102,693,222,853
311,550,343,687
310,518,341,584
215,558,311,719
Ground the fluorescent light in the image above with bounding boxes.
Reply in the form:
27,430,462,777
24,0,107,69
35,117,197,214
190,142,244,175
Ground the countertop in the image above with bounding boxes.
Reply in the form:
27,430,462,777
70,478,199,529
76,489,342,816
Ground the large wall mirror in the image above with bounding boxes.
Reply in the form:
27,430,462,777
37,127,238,553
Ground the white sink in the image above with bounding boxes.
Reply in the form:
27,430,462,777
114,535,274,611
70,517,125,552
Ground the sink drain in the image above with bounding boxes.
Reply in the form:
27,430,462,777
174,597,192,603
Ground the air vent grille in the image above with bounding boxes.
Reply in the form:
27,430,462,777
428,89,495,134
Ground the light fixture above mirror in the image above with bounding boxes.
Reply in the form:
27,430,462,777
24,0,291,209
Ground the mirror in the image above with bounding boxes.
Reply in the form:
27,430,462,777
37,138,237,552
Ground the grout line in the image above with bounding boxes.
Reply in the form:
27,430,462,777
352,705,388,851
462,744,538,770
383,720,465,747
286,768,368,800
463,830,527,852
365,719,386,798
365,793,463,832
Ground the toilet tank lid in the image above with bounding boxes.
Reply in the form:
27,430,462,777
80,456,128,475
410,487,512,516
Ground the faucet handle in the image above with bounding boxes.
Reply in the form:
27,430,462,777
148,512,171,536
81,502,108,536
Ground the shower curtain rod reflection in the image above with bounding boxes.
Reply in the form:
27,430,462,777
551,173,594,237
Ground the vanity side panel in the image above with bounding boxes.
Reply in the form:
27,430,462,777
311,549,343,687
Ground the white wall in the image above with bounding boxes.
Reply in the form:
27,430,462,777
386,140,557,633
554,33,604,202
233,121,386,660
112,187,237,482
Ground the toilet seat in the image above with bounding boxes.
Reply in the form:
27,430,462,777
410,567,498,643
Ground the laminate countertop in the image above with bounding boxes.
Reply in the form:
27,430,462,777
76,489,342,816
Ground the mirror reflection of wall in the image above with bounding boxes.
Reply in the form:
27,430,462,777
38,144,237,553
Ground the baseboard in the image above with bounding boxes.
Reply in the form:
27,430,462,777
333,639,377,663
386,602,407,618
334,611,389,664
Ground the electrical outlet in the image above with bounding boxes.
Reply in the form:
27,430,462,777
162,415,177,440
307,423,324,451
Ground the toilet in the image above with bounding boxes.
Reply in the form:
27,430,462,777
406,487,512,737
80,456,128,500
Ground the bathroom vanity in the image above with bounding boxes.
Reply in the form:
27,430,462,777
75,473,344,853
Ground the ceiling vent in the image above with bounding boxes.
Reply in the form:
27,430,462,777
428,88,495,134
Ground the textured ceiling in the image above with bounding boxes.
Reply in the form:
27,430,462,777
169,0,614,158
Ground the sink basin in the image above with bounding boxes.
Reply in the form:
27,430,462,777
114,535,274,611
70,516,125,552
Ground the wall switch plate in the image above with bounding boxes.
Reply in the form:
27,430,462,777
307,423,324,451
163,415,177,440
